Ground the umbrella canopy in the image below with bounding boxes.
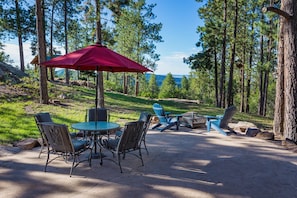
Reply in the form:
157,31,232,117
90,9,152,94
40,43,151,116
40,44,152,73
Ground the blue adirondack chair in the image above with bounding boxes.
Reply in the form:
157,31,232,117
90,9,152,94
206,106,237,136
152,103,180,132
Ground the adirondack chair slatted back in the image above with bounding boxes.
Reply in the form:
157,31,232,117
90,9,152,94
153,103,168,124
219,106,237,128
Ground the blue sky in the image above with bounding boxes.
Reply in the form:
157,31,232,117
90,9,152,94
147,0,204,75
3,0,204,75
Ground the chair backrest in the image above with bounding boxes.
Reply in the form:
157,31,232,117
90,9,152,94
34,113,53,142
220,106,237,128
117,121,144,152
86,108,108,122
152,103,165,116
138,112,152,140
152,103,168,124
35,112,53,123
40,123,74,153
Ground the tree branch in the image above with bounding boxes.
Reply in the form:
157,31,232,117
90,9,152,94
262,6,293,20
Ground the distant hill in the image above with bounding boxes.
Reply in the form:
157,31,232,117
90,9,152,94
55,69,187,87
145,73,188,87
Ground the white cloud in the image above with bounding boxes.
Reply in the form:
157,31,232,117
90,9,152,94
2,42,34,69
155,51,192,75
2,42,66,69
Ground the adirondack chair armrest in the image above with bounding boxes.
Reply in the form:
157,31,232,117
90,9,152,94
205,115,217,120
216,115,224,119
165,112,171,116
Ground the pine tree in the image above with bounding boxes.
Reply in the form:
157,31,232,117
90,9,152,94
158,73,177,98
179,76,189,99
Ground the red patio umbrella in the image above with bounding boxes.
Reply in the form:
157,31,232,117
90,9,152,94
40,43,152,112
41,44,151,73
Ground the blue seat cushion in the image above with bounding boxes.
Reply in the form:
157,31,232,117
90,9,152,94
72,139,89,151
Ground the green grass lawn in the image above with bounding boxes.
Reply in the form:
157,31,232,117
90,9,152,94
0,81,273,145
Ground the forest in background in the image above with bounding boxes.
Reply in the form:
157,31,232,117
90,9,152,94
0,0,283,118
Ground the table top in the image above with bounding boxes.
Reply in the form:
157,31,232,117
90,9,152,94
72,121,120,131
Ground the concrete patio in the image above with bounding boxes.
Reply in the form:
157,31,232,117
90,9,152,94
1,126,297,198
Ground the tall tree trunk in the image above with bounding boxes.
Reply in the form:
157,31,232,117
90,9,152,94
258,33,264,115
64,0,70,84
95,0,104,108
263,70,269,116
267,0,297,142
135,73,139,96
240,34,246,113
36,0,48,104
15,0,25,72
274,15,285,139
246,21,254,113
283,0,297,142
262,16,274,116
240,64,245,112
219,0,227,108
214,46,219,107
49,1,56,81
123,73,128,94
227,0,238,107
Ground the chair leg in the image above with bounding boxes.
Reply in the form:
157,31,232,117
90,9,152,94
142,139,149,155
69,158,75,177
139,148,144,166
38,144,44,158
44,151,50,172
160,122,176,132
210,123,227,136
206,120,211,132
99,147,103,166
176,121,180,130
152,123,161,129
88,148,92,167
118,153,123,173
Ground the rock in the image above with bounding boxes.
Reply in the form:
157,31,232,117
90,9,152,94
52,100,61,105
37,137,44,146
151,116,159,124
15,138,39,150
256,132,275,140
58,93,67,99
0,61,28,83
71,81,80,86
229,121,257,133
245,128,261,137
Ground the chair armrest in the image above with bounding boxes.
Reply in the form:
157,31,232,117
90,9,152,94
216,114,223,118
205,115,217,119
205,115,223,120
165,112,171,116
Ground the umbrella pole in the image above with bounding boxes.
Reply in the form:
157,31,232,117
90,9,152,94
95,67,99,122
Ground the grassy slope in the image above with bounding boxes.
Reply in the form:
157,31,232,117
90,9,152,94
0,81,273,144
